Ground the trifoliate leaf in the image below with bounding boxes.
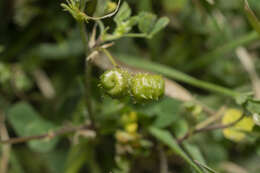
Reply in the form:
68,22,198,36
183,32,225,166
138,12,157,34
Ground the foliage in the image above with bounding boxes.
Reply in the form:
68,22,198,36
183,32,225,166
1,0,260,173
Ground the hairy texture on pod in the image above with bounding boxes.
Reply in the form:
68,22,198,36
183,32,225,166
100,68,130,98
130,74,165,102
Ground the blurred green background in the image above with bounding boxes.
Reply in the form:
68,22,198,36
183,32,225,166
1,0,260,173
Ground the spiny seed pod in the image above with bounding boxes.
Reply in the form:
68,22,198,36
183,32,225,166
100,68,130,98
130,74,165,102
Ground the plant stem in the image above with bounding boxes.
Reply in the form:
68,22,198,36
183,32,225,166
104,33,147,42
101,48,118,67
0,123,93,145
0,112,11,173
78,21,94,126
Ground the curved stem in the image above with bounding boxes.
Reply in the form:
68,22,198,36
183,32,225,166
101,48,118,67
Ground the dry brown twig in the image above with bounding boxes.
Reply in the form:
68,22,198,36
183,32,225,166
0,123,94,145
0,111,11,173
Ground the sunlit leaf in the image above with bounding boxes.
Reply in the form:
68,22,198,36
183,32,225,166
222,109,254,142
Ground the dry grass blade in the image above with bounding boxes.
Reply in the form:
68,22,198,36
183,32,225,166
236,47,260,98
33,69,56,99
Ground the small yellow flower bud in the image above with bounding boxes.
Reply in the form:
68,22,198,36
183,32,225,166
125,123,138,134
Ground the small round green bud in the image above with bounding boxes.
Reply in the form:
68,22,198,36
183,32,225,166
130,74,165,102
100,68,130,98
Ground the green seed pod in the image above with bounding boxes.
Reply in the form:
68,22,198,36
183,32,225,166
100,68,130,98
130,74,165,102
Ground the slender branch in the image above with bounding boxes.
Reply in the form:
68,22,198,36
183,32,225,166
196,114,245,133
177,113,246,144
124,33,148,38
104,33,148,42
195,107,226,129
0,112,11,173
0,124,93,145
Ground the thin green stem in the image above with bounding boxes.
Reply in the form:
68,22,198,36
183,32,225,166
124,33,148,38
78,21,94,126
103,33,148,42
101,48,118,67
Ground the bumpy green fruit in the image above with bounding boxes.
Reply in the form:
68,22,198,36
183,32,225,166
130,74,165,102
100,68,130,98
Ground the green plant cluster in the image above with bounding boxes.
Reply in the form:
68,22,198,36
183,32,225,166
1,0,260,173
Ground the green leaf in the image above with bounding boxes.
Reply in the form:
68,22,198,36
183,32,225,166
138,12,157,34
137,97,182,128
65,143,88,173
7,102,58,153
235,93,253,105
44,149,67,173
149,17,170,37
114,2,132,24
246,100,260,114
9,152,25,173
245,0,260,36
184,143,206,165
65,142,101,173
149,127,203,173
